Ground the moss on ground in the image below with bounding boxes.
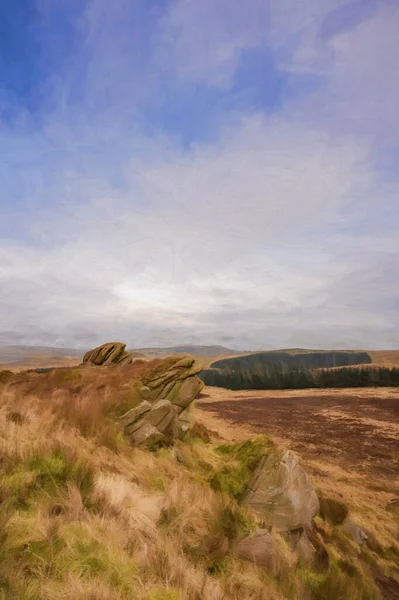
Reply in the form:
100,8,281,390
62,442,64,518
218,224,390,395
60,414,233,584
210,437,271,500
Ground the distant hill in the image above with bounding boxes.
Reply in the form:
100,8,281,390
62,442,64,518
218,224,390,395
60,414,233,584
2,344,399,372
0,345,82,362
199,349,376,390
131,345,240,357
0,346,83,370
208,349,372,371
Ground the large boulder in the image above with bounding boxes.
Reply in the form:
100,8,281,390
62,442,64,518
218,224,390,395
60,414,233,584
244,449,319,533
117,356,204,447
82,342,133,366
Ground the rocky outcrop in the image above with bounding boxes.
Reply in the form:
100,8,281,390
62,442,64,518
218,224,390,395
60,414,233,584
82,342,134,366
244,449,320,533
117,356,204,446
238,450,320,568
235,529,276,569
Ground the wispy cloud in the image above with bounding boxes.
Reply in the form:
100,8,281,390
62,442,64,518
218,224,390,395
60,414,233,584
0,0,398,349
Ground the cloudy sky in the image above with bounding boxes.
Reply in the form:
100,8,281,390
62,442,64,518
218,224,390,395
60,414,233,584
0,0,398,350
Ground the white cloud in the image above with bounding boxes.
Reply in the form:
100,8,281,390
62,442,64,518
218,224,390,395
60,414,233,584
1,0,399,350
1,112,398,349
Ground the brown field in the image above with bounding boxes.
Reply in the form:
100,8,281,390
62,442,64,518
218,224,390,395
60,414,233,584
196,384,399,553
197,387,399,487
0,356,80,372
369,350,399,368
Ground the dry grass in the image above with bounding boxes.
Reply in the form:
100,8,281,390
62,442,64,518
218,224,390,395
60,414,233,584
0,366,397,599
0,363,297,600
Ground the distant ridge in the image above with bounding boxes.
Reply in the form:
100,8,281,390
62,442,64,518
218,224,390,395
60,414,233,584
132,345,240,357
0,345,83,361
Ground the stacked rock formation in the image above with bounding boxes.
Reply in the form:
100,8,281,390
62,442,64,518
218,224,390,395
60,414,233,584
82,342,134,366
117,356,204,446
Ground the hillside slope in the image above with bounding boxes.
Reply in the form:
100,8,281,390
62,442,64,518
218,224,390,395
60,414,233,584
0,357,397,600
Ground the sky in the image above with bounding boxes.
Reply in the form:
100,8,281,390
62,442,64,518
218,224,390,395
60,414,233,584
0,0,398,351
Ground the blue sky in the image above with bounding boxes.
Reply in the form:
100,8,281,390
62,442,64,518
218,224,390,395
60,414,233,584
0,0,398,349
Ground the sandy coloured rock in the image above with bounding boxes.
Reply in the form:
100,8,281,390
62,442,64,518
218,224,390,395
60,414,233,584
244,449,320,533
235,529,277,569
341,517,368,545
116,354,204,447
82,342,133,366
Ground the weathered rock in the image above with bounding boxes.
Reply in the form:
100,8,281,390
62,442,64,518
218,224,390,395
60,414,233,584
109,352,204,447
167,376,204,409
118,401,152,429
177,403,195,434
173,447,186,464
173,357,195,369
293,530,316,563
118,352,134,367
83,342,131,366
138,386,151,399
341,517,368,545
129,422,165,446
144,361,202,396
145,399,178,434
244,449,319,533
235,529,276,569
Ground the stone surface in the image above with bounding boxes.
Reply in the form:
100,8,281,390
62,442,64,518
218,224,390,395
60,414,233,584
145,399,177,434
173,357,195,369
130,423,165,446
294,530,316,563
341,517,368,545
168,377,204,409
83,342,131,366
244,449,319,533
173,447,186,464
118,401,152,429
235,529,276,569
113,354,204,447
138,386,151,399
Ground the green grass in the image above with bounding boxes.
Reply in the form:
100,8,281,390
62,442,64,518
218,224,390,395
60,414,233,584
210,437,271,500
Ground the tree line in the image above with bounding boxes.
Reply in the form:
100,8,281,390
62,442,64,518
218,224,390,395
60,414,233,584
199,365,399,390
